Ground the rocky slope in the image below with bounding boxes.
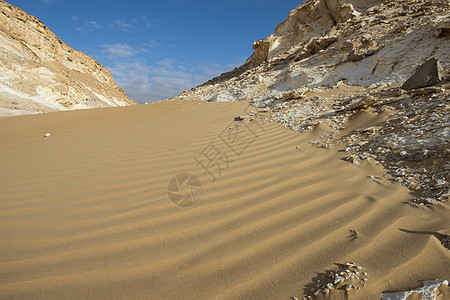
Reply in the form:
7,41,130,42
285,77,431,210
0,0,135,118
176,0,449,103
174,3,449,296
174,0,450,205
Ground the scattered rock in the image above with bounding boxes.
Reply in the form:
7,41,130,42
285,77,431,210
365,49,376,57
347,50,365,62
382,280,449,300
302,262,367,298
347,230,358,240
345,155,361,165
441,234,449,249
347,49,377,62
370,175,381,182
401,58,445,91
347,96,376,111
43,133,51,138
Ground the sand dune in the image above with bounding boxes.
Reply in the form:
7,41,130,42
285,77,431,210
0,100,448,299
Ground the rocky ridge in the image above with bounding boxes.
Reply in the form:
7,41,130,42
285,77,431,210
173,0,450,207
0,0,135,118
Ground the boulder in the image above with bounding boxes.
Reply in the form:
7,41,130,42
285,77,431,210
347,50,365,61
401,58,445,90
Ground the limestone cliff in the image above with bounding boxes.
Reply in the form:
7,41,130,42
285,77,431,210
0,0,135,117
175,0,449,104
249,0,383,67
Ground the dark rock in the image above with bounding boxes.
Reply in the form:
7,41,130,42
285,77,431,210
365,49,376,57
347,49,376,62
401,58,444,90
434,19,450,38
347,50,365,62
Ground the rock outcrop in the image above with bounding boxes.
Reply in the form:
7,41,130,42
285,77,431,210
249,0,383,67
0,0,135,118
382,280,449,300
174,0,449,104
173,0,450,209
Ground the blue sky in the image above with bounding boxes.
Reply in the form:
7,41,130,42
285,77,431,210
8,0,302,103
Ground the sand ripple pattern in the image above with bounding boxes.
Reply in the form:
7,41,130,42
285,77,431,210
0,101,449,299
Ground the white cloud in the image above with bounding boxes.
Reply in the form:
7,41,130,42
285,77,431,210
101,43,137,59
98,40,242,103
140,16,152,27
143,40,161,48
106,59,233,104
86,20,102,29
157,58,175,69
107,62,194,103
42,0,58,4
111,19,134,31
107,17,152,32
75,20,103,32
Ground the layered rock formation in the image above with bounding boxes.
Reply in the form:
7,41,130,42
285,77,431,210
0,0,135,117
250,0,383,67
175,0,449,103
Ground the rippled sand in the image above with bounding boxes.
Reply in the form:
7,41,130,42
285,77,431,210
0,100,448,299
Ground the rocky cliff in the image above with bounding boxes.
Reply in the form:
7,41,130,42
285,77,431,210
0,0,135,118
174,0,450,218
175,0,449,103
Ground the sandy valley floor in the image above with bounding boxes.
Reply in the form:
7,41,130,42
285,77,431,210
0,100,448,299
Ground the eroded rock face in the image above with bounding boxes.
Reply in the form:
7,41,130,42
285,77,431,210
175,0,449,104
249,0,383,67
172,0,450,209
0,1,135,117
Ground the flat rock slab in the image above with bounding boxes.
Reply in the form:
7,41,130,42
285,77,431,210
401,58,445,90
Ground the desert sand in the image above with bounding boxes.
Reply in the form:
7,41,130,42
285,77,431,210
0,100,449,299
